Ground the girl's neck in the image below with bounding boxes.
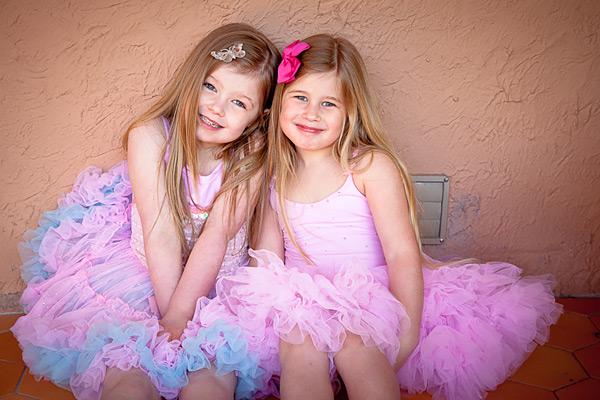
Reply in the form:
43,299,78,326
288,149,346,204
195,142,222,176
295,148,337,171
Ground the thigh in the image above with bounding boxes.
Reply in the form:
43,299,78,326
279,334,329,368
279,336,334,400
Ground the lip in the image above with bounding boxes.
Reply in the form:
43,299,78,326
295,123,324,134
200,114,223,130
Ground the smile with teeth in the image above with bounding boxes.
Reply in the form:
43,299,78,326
200,115,223,129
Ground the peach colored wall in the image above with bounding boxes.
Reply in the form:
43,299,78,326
1,0,599,310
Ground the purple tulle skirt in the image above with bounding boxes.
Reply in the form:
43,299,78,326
195,250,562,400
11,162,267,400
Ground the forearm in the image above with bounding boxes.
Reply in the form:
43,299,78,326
165,232,228,321
388,252,423,369
388,251,424,338
144,232,183,315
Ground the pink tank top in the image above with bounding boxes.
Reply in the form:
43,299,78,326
271,174,386,280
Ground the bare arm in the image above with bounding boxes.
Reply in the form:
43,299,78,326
159,173,264,339
355,152,424,370
250,199,284,263
127,119,183,315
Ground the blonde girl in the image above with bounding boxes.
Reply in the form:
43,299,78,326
12,23,280,400
182,34,561,400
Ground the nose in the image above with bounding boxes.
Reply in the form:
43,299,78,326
207,97,225,116
302,102,320,121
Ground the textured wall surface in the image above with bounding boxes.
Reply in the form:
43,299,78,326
1,0,599,310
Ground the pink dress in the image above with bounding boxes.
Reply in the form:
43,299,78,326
11,117,264,400
196,173,563,399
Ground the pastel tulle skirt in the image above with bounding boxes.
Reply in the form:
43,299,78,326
197,249,562,400
11,162,266,400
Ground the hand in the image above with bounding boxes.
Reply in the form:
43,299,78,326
158,310,190,341
394,330,419,371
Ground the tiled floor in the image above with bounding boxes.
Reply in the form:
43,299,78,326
1,298,599,399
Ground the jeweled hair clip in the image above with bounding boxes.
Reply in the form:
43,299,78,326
211,43,246,63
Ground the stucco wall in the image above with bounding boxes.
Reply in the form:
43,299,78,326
1,0,599,310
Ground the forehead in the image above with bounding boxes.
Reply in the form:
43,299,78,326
209,64,263,99
286,71,340,94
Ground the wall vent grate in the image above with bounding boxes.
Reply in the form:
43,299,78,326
412,175,449,244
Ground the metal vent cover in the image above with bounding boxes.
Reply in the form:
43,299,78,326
412,175,449,244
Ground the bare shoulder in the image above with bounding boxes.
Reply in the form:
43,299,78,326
127,118,169,181
128,118,167,150
353,150,401,194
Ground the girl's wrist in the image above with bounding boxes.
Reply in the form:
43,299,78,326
166,297,197,319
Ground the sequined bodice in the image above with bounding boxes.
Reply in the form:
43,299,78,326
130,203,248,279
129,117,248,279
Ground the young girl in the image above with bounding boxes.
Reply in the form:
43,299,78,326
11,23,280,400
194,34,562,399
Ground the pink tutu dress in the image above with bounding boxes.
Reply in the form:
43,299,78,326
11,117,265,400
195,172,563,399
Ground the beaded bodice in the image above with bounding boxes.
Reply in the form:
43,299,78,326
129,116,248,278
130,203,248,279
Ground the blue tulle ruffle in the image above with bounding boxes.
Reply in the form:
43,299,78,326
19,204,88,284
21,343,80,389
78,319,187,390
182,319,265,400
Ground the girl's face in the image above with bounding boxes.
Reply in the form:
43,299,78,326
279,71,346,156
197,64,263,147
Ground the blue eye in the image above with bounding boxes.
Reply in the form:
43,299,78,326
295,95,308,102
203,83,216,91
233,99,246,109
322,101,336,107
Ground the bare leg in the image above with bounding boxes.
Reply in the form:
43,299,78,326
100,367,160,400
279,335,334,400
333,332,400,400
179,363,236,400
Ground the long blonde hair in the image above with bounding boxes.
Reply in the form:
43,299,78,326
123,23,280,256
268,34,422,262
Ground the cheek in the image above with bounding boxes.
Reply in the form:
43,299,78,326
279,106,293,131
279,103,298,124
332,112,345,133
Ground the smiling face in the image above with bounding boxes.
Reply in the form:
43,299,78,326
279,71,346,156
197,64,263,148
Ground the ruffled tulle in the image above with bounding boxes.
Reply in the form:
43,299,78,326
12,162,189,399
12,160,267,399
198,250,561,400
395,256,562,400
195,248,411,397
12,162,262,400
181,318,266,400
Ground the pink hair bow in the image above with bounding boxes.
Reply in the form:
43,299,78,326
277,40,310,84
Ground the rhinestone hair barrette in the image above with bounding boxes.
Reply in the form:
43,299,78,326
211,43,246,63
